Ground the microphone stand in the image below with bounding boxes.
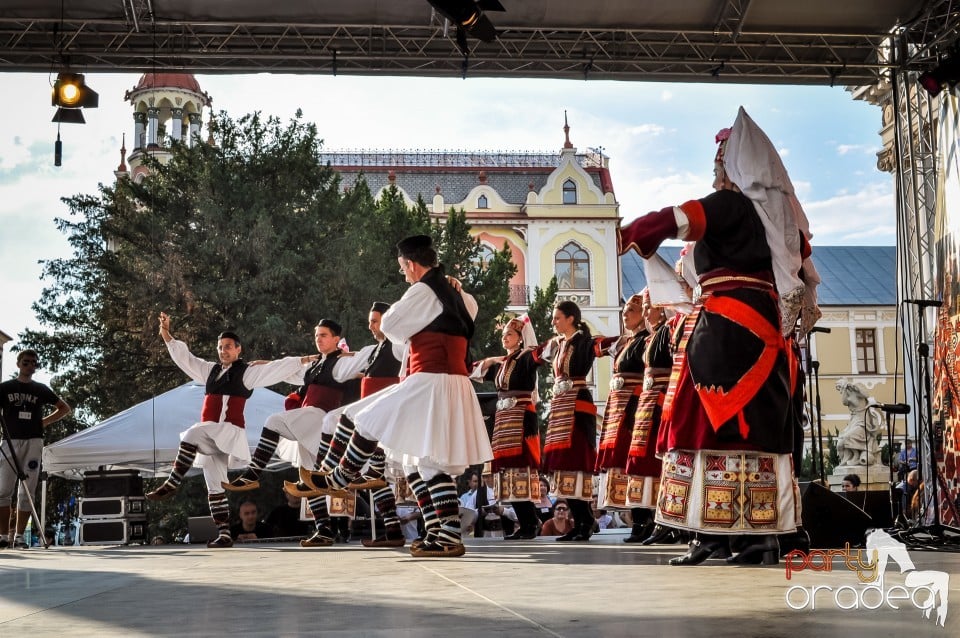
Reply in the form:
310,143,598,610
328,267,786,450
807,338,826,484
878,403,909,529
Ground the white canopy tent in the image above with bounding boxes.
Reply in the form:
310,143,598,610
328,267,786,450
42,383,299,480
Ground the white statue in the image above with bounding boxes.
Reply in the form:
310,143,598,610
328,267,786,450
834,380,884,467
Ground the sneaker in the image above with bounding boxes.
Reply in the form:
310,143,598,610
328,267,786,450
300,530,335,547
221,470,261,492
206,534,234,549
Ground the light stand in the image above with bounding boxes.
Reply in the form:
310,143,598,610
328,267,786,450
0,413,49,549
898,299,960,548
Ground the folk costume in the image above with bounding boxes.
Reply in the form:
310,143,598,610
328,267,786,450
619,107,812,566
469,315,544,539
147,336,305,547
539,308,600,542
301,235,491,557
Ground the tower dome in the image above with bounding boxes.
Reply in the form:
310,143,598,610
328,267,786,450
123,73,213,181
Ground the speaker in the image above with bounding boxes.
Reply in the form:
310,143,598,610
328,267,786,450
83,470,143,498
800,481,873,548
79,518,148,545
843,490,895,528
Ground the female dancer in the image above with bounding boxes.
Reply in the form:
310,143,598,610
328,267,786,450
540,301,599,541
594,294,650,542
471,315,543,539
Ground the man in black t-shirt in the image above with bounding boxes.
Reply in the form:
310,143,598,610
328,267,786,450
0,349,71,549
229,500,272,541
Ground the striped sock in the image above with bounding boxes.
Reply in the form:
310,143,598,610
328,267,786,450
208,492,230,537
314,433,333,469
408,473,439,542
372,485,402,538
249,428,281,477
426,473,461,547
167,442,198,488
365,448,386,480
307,496,332,534
323,416,357,472
330,431,378,488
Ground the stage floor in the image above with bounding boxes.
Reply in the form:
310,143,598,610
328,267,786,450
1,531,958,637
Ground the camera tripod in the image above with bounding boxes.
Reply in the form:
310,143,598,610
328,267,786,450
0,412,49,549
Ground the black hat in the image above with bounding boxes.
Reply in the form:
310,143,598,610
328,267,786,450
396,234,433,258
316,318,343,336
370,301,391,314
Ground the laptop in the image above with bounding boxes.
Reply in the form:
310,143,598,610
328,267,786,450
187,516,219,544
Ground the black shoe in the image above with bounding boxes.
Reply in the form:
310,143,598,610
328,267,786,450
668,539,723,566
504,528,538,540
726,535,779,565
0,538,9,550
556,529,579,542
206,534,234,549
640,525,678,546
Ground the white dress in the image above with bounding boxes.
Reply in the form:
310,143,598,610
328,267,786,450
345,281,493,477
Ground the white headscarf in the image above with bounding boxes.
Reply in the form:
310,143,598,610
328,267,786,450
722,106,820,335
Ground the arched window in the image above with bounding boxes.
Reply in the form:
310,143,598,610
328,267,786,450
555,241,590,289
473,243,496,272
562,179,577,204
477,194,489,209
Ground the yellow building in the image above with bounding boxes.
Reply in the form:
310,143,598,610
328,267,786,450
327,118,622,405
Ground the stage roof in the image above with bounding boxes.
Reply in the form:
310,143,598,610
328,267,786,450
0,1,955,85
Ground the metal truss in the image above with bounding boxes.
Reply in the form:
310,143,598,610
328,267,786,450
0,16,914,85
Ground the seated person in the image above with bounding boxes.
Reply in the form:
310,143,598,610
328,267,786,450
539,500,575,536
230,500,272,541
841,474,861,493
395,477,422,541
265,491,311,538
535,476,554,523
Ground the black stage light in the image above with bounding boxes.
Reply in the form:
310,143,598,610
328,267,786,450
52,72,99,109
51,107,86,124
918,51,960,97
428,0,505,52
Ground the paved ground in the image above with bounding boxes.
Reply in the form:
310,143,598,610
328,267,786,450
1,531,958,637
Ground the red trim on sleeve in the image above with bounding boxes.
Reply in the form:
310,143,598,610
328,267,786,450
678,200,706,241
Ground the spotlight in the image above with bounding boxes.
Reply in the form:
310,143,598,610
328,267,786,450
918,49,960,97
51,72,99,110
428,0,505,54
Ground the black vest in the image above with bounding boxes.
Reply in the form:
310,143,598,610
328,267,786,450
364,340,402,378
205,360,253,399
419,267,474,339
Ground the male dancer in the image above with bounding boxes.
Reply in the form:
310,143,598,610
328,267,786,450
0,349,71,549
146,312,316,548
297,235,492,557
222,318,355,548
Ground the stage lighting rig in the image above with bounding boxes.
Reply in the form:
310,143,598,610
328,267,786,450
50,71,99,165
918,45,960,97
428,0,506,55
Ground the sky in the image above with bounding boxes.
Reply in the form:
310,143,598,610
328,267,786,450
0,72,895,380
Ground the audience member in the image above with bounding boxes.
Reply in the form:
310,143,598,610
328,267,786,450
230,500,271,541
841,474,861,492
535,476,554,523
539,500,575,536
266,491,311,538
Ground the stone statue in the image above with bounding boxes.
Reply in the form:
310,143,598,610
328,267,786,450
834,380,884,467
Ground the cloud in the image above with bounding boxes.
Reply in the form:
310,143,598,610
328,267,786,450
660,90,673,102
625,123,666,136
803,182,895,245
836,143,875,156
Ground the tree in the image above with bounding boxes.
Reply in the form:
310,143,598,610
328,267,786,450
432,207,517,360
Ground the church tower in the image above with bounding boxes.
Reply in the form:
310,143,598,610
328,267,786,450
116,73,212,182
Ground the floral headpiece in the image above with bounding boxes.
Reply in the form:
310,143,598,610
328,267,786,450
715,127,732,163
